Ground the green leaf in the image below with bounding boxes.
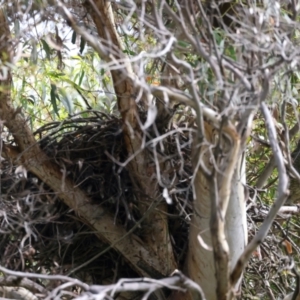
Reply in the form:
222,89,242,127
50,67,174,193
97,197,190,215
123,49,136,56
57,76,84,91
177,40,190,48
58,88,73,114
47,71,65,79
219,39,225,54
78,70,85,86
227,45,237,61
50,84,59,117
41,39,51,60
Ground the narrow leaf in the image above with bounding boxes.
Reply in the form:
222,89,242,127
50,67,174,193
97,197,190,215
50,84,59,117
41,39,51,60
78,70,85,86
59,88,73,114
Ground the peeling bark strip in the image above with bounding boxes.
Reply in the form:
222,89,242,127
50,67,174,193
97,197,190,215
0,8,169,279
84,0,176,274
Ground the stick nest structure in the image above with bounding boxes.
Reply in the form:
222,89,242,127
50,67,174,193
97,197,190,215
0,111,193,288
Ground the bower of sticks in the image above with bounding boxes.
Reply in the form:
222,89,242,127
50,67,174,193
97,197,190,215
0,111,297,297
0,112,192,286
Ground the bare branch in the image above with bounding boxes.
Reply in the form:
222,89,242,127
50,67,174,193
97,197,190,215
0,276,46,295
81,271,206,300
231,102,289,286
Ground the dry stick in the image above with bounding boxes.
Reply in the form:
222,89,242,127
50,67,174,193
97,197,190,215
163,2,222,85
0,276,47,294
0,266,205,300
163,1,224,146
0,265,89,291
279,206,300,215
256,123,300,189
57,1,110,60
231,102,289,286
90,271,205,300
151,78,222,126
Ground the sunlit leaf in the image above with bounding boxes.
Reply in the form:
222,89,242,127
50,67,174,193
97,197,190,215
47,71,66,78
123,49,136,56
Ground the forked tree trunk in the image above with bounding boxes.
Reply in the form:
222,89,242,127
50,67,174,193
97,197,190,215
185,123,247,300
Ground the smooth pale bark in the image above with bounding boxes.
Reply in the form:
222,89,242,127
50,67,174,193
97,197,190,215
185,124,247,300
225,156,247,293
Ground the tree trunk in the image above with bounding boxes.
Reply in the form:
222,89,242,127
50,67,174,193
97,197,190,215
185,122,247,299
84,0,176,274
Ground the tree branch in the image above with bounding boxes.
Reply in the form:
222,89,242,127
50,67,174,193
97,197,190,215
231,102,289,286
